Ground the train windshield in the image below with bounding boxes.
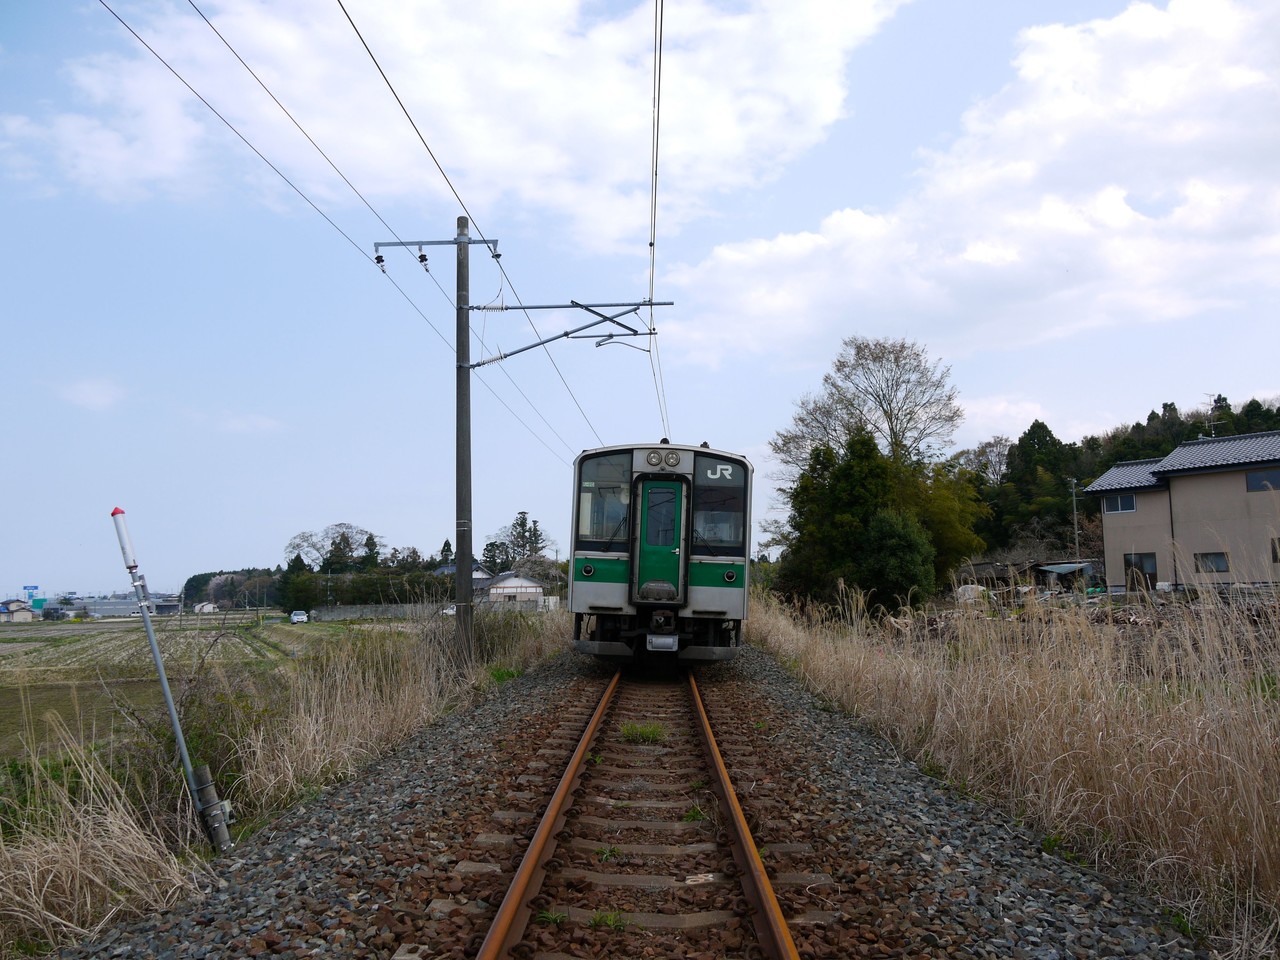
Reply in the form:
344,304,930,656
576,452,631,552
691,454,747,555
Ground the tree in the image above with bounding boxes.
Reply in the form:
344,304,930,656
359,533,381,571
770,336,963,481
487,511,556,571
285,523,377,570
950,435,1010,488
774,430,896,603
323,531,357,574
481,540,515,572
856,509,936,609
439,539,454,566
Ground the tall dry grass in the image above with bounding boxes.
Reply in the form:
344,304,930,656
748,588,1280,957
0,718,205,957
0,606,570,956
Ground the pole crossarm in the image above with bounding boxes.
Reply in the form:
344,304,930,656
470,300,670,368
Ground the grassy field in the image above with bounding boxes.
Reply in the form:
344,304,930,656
0,616,315,758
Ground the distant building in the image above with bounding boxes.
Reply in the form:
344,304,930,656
1086,430,1280,592
485,572,545,603
0,599,34,623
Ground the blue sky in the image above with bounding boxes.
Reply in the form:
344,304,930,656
3,0,1277,597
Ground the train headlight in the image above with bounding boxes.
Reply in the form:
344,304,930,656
646,450,663,466
581,564,595,577
664,451,681,466
724,570,737,583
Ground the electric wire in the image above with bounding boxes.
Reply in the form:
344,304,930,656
337,0,605,447
182,0,458,307
165,0,571,460
98,0,373,267
647,0,672,438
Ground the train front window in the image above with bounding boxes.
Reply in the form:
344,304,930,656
692,455,746,555
576,452,631,551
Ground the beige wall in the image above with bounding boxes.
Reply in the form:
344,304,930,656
1100,470,1280,589
1169,471,1280,586
1100,488,1174,590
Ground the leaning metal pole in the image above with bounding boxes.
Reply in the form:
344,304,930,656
110,507,233,853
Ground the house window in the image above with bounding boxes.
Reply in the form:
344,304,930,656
1103,494,1136,513
1246,468,1280,492
1194,552,1230,573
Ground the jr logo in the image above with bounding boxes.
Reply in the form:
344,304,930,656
706,464,734,480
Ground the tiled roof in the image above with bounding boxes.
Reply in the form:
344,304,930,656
1083,459,1163,494
1084,431,1280,495
1153,431,1280,475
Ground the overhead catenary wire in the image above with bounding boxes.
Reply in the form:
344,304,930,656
647,0,672,439
109,0,572,462
337,0,606,447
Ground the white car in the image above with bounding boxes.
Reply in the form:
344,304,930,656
289,610,308,624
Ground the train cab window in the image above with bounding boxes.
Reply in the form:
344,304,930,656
576,452,631,551
691,454,747,555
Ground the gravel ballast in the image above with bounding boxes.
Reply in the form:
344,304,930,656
56,647,1214,959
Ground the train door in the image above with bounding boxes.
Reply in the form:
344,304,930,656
633,479,686,604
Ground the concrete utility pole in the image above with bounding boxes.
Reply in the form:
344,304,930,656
454,217,474,661
374,220,669,666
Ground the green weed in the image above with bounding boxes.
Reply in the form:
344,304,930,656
620,721,666,743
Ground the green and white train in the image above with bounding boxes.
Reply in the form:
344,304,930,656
569,441,753,663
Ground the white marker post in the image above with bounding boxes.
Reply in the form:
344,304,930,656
111,508,233,853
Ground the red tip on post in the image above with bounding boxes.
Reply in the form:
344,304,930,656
112,507,125,516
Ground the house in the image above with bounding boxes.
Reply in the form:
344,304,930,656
485,572,545,604
0,599,34,623
1085,431,1280,592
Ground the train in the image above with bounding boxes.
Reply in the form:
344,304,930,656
569,440,753,663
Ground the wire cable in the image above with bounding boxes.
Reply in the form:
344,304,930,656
337,0,605,446
99,0,373,265
176,0,580,458
647,0,672,438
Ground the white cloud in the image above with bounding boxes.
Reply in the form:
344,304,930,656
2,0,906,244
59,378,125,411
667,0,1280,365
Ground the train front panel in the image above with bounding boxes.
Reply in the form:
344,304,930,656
569,442,752,662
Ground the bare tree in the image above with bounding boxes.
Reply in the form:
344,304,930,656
950,435,1011,487
285,522,377,570
769,336,963,483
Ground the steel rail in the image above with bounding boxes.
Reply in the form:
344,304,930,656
688,672,801,960
474,669,621,960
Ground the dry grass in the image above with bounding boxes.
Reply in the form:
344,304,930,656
0,606,570,957
747,587,1280,958
0,718,206,957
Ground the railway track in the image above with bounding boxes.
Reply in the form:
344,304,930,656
393,669,821,959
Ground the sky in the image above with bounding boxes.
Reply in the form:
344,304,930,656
2,0,1278,598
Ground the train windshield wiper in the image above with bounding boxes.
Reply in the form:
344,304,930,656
602,514,629,550
692,527,720,557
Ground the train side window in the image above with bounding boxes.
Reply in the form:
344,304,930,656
577,452,631,551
